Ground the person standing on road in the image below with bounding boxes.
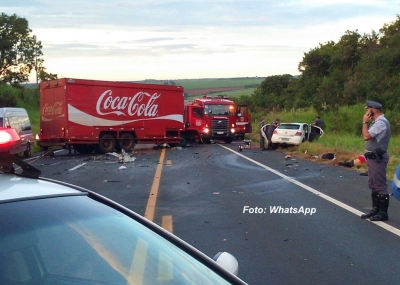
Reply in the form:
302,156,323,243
313,116,325,130
361,100,391,221
266,118,279,150
259,117,266,150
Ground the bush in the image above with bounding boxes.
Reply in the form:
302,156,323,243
0,84,18,106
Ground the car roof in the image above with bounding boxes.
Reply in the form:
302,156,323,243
0,173,84,203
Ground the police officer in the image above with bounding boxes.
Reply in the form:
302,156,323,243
266,118,279,150
313,116,325,130
259,117,266,150
361,100,391,221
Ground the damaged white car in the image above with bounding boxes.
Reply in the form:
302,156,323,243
262,122,324,148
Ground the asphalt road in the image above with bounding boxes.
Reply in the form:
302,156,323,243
30,141,400,285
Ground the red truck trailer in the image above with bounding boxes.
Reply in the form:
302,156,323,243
38,78,187,153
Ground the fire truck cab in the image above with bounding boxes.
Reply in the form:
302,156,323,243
189,96,237,144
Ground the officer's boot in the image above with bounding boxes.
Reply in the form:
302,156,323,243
360,193,379,219
370,194,389,221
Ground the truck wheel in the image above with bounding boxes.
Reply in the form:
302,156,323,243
119,133,135,152
99,134,116,153
202,138,211,144
178,137,187,147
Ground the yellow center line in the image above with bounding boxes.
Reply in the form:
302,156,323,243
144,148,165,222
162,215,173,233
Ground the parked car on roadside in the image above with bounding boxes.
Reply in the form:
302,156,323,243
0,128,247,285
270,122,324,147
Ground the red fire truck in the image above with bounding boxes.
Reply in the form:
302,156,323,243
235,104,252,140
37,79,241,153
188,96,237,144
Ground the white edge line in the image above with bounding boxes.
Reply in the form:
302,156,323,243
220,145,400,237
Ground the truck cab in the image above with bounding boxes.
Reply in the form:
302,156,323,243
191,96,236,144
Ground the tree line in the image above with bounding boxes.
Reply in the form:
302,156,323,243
234,16,400,115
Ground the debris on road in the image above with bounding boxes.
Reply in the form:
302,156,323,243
320,153,335,160
107,150,136,163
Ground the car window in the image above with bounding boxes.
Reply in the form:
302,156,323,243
8,116,22,132
0,196,233,285
278,124,300,130
20,116,32,131
205,105,233,115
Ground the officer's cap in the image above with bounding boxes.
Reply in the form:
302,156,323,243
364,100,382,109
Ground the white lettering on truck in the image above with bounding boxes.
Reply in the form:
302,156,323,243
43,102,63,116
96,90,161,117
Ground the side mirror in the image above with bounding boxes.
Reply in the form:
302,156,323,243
213,251,239,276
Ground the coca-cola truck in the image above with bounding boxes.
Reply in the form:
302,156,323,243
38,78,188,153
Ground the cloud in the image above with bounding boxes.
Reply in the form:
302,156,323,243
1,0,398,81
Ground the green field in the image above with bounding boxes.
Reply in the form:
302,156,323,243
185,87,257,100
139,77,265,90
175,77,265,90
204,87,257,98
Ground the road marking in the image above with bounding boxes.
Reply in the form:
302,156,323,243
162,215,173,233
144,148,166,221
165,159,172,166
219,144,400,237
69,163,86,171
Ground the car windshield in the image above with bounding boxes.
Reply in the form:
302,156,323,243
204,104,233,116
278,124,301,130
0,195,232,285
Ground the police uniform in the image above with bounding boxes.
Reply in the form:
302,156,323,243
361,100,391,221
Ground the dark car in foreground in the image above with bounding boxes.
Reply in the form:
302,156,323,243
0,129,247,285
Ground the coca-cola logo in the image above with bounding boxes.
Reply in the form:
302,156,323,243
43,102,63,116
96,90,160,117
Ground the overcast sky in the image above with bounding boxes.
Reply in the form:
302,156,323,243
1,0,399,82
